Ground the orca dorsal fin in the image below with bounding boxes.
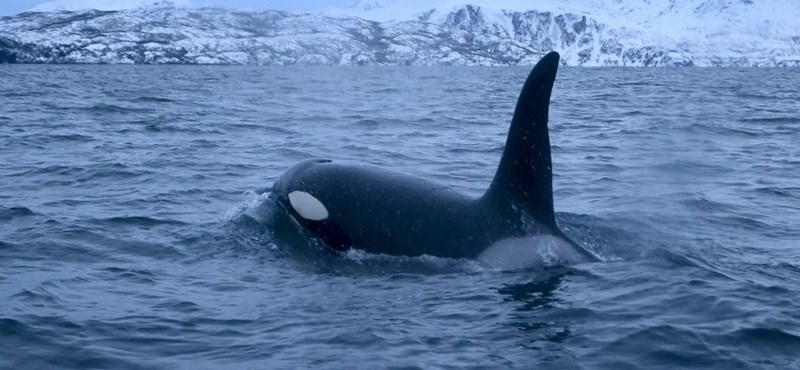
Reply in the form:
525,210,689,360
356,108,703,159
485,51,560,227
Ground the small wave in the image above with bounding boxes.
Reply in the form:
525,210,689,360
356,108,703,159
654,160,735,176
370,87,401,94
11,288,61,305
613,81,656,87
399,130,438,139
224,191,268,222
731,327,800,344
0,316,144,369
620,109,650,117
589,176,619,184
134,96,175,103
341,144,371,151
637,248,703,269
447,146,498,154
13,163,148,183
686,123,763,137
8,133,94,147
40,227,182,261
190,138,220,148
682,195,738,213
142,123,208,134
713,215,772,232
600,325,733,368
734,91,774,100
557,212,650,262
152,300,202,313
0,317,28,336
46,133,95,142
99,216,186,227
14,165,74,177
101,267,158,284
41,199,94,207
589,163,625,173
739,116,799,124
89,103,155,114
2,91,46,98
278,85,300,93
0,206,37,221
755,186,799,199
723,327,800,361
353,118,380,126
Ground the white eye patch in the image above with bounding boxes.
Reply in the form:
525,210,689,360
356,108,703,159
288,191,329,221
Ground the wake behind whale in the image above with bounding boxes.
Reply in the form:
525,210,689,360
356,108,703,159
267,52,598,269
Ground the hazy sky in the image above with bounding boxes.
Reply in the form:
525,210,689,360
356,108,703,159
0,1,353,16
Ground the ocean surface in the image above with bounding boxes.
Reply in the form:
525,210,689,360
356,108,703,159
1,63,799,369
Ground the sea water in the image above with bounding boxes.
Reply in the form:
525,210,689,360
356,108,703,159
1,64,799,369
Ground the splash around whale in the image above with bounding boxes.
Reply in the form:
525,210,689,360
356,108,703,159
267,51,599,269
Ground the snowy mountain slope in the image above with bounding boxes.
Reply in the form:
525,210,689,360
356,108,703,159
0,1,798,66
335,0,800,66
31,0,191,12
338,0,800,36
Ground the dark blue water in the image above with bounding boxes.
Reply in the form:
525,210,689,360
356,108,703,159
1,64,799,369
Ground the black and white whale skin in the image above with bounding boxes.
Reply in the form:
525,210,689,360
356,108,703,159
270,52,598,269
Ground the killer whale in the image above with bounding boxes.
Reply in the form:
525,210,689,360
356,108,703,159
269,51,598,267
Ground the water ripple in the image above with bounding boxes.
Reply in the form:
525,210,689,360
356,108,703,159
1,65,798,369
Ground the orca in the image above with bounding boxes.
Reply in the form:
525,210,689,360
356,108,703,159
269,51,598,268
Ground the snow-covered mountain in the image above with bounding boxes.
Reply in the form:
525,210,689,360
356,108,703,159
0,1,798,66
30,0,190,12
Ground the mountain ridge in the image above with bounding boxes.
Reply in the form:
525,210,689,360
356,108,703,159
1,2,798,66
